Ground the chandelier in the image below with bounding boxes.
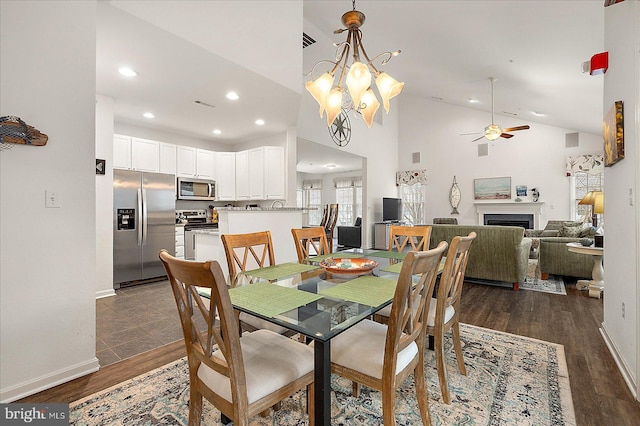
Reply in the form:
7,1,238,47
305,0,404,128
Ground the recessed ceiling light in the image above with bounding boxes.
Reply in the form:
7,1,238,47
255,119,265,126
532,111,546,117
468,98,479,103
226,91,239,100
119,67,138,77
325,164,337,169
212,129,222,135
143,112,155,119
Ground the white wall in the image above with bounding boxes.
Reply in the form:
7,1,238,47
398,94,603,226
96,95,115,298
0,0,99,402
601,0,640,398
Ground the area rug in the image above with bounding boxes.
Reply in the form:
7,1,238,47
69,324,575,425
521,259,567,295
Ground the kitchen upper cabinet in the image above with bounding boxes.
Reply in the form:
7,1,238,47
235,150,250,199
196,149,215,179
264,146,285,199
113,134,131,170
131,137,160,172
248,147,265,199
159,142,177,175
215,152,236,201
177,146,197,177
177,146,215,179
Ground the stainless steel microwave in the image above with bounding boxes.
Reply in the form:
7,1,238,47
177,177,216,201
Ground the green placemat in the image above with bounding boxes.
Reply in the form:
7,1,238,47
307,252,363,262
367,250,406,260
243,262,320,280
381,261,404,273
319,276,397,307
229,282,322,318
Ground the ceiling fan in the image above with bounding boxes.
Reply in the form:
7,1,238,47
463,77,530,142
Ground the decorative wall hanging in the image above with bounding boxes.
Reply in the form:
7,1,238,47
96,159,106,175
0,116,48,149
329,108,351,147
449,176,461,214
603,100,624,167
474,177,511,200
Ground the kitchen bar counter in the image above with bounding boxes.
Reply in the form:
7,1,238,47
215,207,305,211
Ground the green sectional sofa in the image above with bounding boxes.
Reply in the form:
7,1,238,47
427,224,532,290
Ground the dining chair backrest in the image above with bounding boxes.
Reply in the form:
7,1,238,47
319,205,329,228
387,241,448,357
158,250,247,419
221,231,276,287
388,225,431,252
437,232,476,313
291,227,330,262
324,204,339,242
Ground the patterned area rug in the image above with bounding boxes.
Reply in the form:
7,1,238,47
521,259,567,295
70,324,575,425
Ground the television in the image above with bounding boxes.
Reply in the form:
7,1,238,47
382,197,403,222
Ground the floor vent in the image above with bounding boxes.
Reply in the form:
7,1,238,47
303,32,316,48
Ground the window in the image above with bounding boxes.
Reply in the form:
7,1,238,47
574,171,603,221
335,177,362,226
400,183,425,225
302,180,322,225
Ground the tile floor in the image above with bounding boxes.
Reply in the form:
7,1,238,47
96,280,182,367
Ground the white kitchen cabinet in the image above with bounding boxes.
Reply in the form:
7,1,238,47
248,147,265,199
177,146,197,177
264,146,285,199
113,134,131,170
235,150,250,199
131,137,160,172
175,226,185,259
196,149,215,179
215,152,236,200
159,142,177,175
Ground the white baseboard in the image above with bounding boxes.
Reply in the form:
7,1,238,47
0,357,100,403
96,289,116,299
600,324,637,399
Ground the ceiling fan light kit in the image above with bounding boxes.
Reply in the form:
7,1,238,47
305,0,404,129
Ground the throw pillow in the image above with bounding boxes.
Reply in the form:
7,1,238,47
578,224,597,238
559,225,582,238
562,221,583,228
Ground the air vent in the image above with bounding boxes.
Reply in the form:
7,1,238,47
565,132,579,147
303,32,316,48
412,152,421,164
194,100,216,109
478,143,489,157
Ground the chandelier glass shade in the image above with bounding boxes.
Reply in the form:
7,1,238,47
305,1,404,128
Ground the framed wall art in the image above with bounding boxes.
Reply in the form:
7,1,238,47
603,100,624,167
474,177,511,200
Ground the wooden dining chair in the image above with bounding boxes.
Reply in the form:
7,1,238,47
427,231,476,404
291,227,331,262
220,231,291,336
388,225,431,252
329,241,449,426
324,203,339,244
319,204,329,228
159,250,315,426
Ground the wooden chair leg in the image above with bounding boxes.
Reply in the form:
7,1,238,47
307,383,315,426
414,352,431,425
189,387,204,426
451,321,467,375
352,381,361,398
435,328,451,404
381,382,397,426
512,282,519,291
541,273,550,280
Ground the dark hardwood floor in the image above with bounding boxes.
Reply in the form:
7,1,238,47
19,278,640,425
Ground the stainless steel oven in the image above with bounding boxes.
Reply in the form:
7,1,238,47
177,177,216,201
177,209,218,260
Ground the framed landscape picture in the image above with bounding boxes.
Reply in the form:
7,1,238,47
474,177,511,200
603,100,624,167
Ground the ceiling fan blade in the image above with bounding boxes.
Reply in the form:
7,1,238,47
500,133,514,139
471,135,485,142
460,132,482,136
502,125,530,132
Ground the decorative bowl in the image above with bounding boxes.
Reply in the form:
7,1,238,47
319,257,378,275
579,238,594,247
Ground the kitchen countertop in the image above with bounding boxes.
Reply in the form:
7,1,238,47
190,229,219,235
216,207,305,211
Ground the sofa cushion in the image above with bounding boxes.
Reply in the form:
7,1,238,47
559,225,582,237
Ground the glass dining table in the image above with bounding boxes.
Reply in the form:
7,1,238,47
229,248,409,426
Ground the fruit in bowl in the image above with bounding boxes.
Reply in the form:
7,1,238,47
319,257,378,275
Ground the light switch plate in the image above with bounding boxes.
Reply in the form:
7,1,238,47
45,190,60,208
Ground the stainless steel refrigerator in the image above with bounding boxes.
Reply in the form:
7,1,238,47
113,169,175,287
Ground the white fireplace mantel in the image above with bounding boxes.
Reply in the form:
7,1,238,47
475,201,545,229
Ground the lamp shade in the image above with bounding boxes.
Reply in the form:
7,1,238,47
359,88,380,128
305,72,334,118
593,192,604,214
375,72,404,113
325,88,343,126
346,62,371,110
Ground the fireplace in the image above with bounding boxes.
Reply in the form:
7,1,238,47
483,213,534,229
